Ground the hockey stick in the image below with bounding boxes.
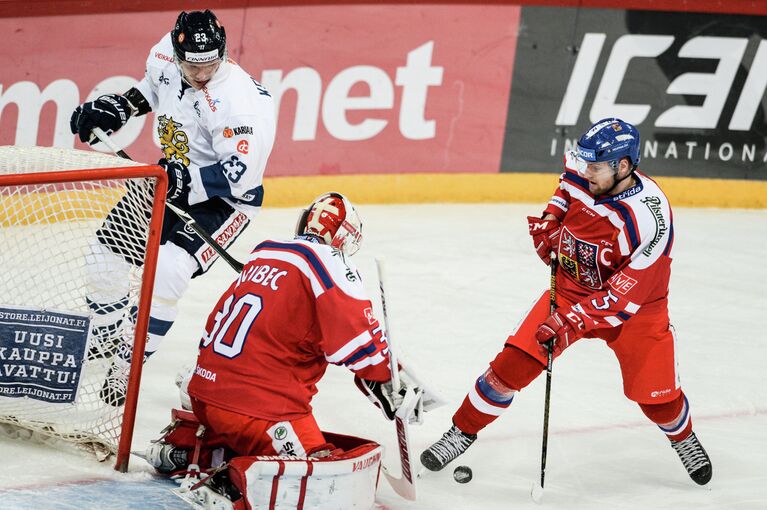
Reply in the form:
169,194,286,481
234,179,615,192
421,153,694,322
531,253,558,504
376,257,419,501
91,127,245,273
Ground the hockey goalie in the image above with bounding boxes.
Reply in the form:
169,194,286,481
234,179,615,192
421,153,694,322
142,193,419,509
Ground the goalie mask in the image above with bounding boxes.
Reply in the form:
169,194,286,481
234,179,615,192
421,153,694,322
296,192,363,256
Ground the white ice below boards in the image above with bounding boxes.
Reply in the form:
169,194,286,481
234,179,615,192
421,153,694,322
0,203,765,510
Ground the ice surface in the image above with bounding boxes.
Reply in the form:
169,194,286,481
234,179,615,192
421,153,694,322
1,204,765,509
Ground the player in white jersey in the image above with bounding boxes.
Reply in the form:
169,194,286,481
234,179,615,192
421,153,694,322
69,10,276,406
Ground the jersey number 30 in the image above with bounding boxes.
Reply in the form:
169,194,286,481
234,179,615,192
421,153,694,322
201,293,263,358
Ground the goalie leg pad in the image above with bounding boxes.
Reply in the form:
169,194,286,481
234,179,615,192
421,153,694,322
227,433,382,510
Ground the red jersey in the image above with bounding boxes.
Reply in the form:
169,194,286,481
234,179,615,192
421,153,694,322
187,238,391,421
542,152,674,332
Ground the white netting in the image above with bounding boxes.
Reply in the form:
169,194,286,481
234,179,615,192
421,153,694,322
0,146,159,460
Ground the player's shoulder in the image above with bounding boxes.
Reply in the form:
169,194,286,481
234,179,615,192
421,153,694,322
204,62,274,118
145,33,176,70
623,171,672,218
252,238,366,297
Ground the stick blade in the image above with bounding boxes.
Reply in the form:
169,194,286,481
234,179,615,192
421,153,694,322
382,465,417,500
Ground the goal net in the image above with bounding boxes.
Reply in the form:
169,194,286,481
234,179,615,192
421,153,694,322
0,146,166,471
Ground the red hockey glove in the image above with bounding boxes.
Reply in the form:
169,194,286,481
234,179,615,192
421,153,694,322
527,216,560,265
535,310,586,356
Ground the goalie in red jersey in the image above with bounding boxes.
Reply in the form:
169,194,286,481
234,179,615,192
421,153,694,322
143,192,411,509
421,118,712,486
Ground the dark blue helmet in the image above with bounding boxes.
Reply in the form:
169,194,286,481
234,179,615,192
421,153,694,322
172,10,226,64
576,118,640,170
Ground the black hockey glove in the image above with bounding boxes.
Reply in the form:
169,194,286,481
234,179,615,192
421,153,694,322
354,375,407,421
70,94,133,144
159,158,192,208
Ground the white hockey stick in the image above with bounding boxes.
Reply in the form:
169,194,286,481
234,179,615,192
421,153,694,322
91,127,245,273
376,257,419,501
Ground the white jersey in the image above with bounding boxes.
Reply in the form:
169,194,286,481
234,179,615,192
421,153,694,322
134,34,276,217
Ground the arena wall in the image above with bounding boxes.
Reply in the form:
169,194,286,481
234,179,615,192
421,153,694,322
2,1,766,207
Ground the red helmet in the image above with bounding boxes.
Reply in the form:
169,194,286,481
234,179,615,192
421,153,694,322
296,192,363,255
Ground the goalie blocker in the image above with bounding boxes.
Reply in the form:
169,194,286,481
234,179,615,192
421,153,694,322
147,409,383,510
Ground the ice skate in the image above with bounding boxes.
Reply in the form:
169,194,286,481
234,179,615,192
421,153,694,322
86,319,123,360
100,355,131,407
420,425,476,471
146,441,189,474
670,432,712,485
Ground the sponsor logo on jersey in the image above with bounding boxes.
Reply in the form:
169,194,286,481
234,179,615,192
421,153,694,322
158,72,170,86
194,364,217,382
223,126,254,138
157,115,190,166
651,388,672,398
154,51,174,63
640,196,668,257
202,86,219,112
611,184,642,202
282,441,296,456
237,139,249,154
274,426,288,440
364,307,375,325
345,268,357,282
607,271,638,295
193,100,201,118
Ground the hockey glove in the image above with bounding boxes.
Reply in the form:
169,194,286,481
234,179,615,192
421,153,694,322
70,94,132,144
159,158,192,208
535,309,586,356
354,375,407,421
527,216,560,265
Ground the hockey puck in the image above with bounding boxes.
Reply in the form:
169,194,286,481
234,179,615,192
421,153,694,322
453,465,473,484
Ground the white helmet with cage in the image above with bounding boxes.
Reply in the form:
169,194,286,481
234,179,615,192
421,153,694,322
295,192,363,256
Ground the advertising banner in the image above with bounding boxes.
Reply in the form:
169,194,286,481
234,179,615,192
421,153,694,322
0,306,90,404
502,7,767,180
0,5,519,176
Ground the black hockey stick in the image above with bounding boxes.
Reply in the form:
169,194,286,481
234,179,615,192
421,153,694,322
92,127,245,273
531,252,558,503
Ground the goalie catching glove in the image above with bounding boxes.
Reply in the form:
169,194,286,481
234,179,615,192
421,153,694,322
354,375,419,421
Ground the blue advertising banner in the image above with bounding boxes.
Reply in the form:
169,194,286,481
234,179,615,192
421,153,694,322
0,306,90,404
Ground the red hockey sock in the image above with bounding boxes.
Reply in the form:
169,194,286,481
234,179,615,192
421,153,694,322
453,346,544,435
639,392,693,442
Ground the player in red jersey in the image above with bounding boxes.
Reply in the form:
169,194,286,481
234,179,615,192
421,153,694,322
146,192,408,472
421,118,712,486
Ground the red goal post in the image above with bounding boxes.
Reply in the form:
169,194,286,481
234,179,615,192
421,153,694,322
0,146,167,472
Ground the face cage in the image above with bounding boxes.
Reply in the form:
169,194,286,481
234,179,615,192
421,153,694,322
334,215,363,256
